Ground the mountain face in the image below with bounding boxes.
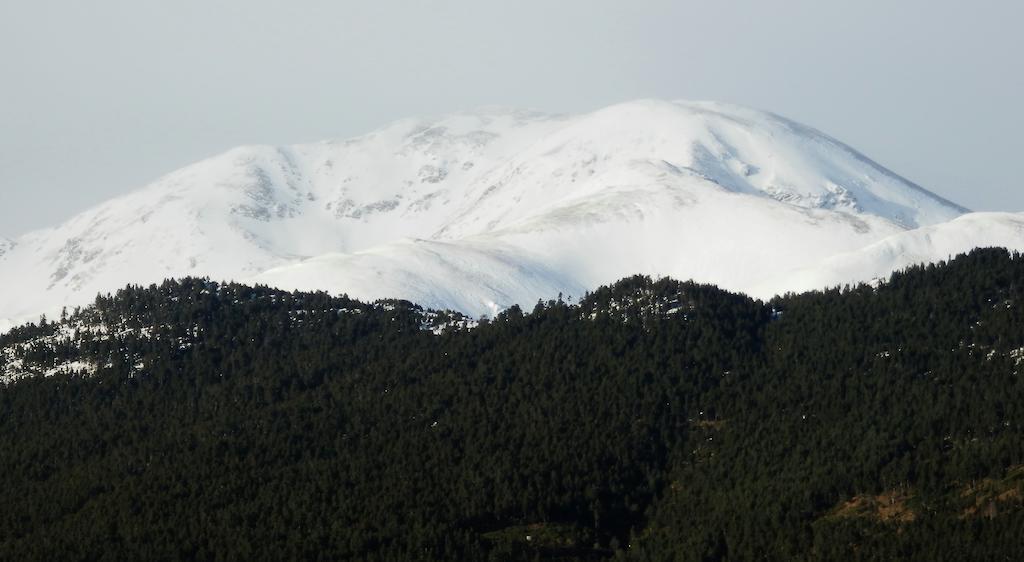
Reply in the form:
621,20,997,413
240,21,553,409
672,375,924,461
0,99,1017,328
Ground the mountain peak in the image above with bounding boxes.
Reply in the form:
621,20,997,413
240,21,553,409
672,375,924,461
0,99,1017,327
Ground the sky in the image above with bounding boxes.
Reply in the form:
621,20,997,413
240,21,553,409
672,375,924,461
1,0,1022,238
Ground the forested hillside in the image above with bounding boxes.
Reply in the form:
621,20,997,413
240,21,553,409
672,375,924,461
2,248,1023,561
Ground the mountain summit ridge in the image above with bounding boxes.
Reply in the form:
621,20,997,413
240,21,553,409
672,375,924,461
0,99,1018,328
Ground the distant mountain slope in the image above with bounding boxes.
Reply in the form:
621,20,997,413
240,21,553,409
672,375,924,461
755,212,1024,296
0,99,1009,327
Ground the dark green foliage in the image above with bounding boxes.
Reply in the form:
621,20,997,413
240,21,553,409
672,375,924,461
1,249,1023,560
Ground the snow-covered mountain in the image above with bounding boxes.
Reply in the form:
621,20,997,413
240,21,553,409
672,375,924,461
1,99,1020,329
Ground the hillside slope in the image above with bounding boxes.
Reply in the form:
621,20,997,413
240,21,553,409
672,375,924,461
2,250,1023,561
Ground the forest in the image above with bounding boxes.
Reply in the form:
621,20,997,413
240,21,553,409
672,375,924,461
1,248,1023,561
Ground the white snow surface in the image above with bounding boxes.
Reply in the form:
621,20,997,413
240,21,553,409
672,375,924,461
752,212,1024,296
0,99,1018,326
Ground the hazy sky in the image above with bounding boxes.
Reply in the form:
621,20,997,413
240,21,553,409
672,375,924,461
2,0,1022,238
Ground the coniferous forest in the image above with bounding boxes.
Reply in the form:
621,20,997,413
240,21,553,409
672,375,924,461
2,248,1024,561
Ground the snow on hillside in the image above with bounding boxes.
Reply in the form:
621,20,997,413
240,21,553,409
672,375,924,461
256,238,589,318
0,99,1014,326
257,180,913,315
432,100,964,242
754,212,1024,296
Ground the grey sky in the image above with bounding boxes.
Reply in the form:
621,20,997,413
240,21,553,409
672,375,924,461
2,0,1021,238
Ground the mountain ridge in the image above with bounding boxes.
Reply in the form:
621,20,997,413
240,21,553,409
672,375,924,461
0,99,1016,329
